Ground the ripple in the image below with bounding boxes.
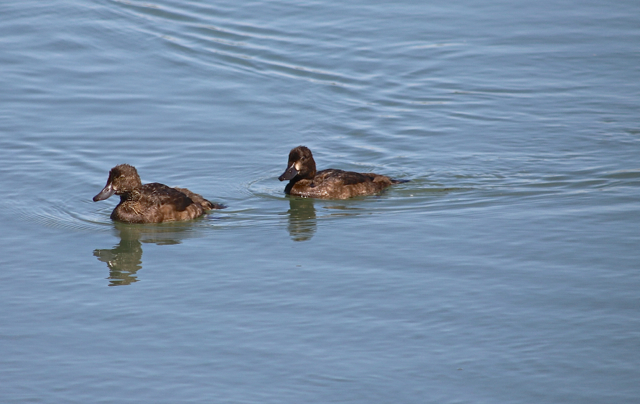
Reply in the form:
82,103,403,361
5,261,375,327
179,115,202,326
9,193,232,235
247,174,286,200
110,0,365,87
16,198,111,233
246,173,444,218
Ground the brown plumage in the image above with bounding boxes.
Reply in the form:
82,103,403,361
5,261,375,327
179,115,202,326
93,164,224,223
278,146,407,199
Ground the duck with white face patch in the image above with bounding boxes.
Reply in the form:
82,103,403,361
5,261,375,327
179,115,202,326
278,146,408,199
94,164,225,223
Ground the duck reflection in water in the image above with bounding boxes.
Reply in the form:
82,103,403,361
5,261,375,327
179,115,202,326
286,197,317,242
93,221,193,286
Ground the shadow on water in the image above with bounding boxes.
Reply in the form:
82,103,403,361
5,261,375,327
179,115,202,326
93,221,196,286
285,197,317,242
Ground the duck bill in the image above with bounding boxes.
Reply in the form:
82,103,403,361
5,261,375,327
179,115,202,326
278,164,298,181
93,183,116,201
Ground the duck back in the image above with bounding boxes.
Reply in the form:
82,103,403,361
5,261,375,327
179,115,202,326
287,169,398,199
112,183,213,223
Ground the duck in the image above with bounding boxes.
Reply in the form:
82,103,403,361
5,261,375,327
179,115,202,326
278,146,407,199
93,164,224,223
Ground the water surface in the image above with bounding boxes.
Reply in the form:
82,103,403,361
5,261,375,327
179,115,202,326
1,0,639,403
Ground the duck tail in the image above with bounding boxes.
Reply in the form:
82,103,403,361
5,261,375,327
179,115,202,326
391,178,410,184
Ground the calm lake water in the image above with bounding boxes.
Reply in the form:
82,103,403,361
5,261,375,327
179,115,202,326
1,0,639,402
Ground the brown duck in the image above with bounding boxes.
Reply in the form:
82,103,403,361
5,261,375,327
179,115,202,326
93,164,224,223
278,146,407,199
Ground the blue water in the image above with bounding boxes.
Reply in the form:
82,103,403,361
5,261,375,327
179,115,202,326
1,0,639,403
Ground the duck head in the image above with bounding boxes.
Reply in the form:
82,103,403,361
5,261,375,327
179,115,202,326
279,146,317,181
93,164,143,201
